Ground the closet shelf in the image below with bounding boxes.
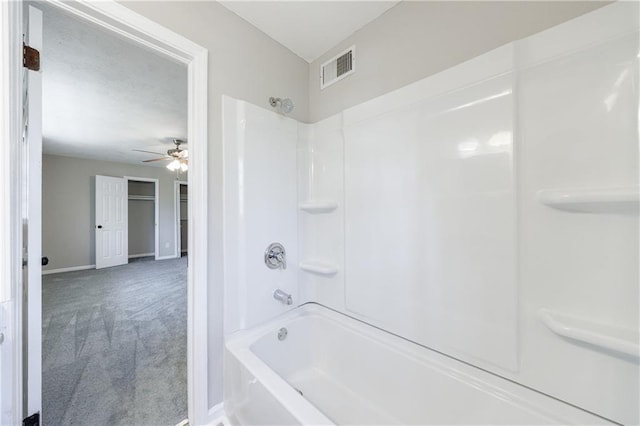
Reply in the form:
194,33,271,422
299,260,339,276
299,201,338,213
539,308,639,360
537,186,639,214
128,195,155,201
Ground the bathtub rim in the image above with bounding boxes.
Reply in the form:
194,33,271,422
225,306,334,425
224,302,612,425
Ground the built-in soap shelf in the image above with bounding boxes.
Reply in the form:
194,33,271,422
539,308,639,360
299,260,339,276
299,201,338,214
128,195,155,201
537,186,639,214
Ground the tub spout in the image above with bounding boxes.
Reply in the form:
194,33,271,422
273,289,292,305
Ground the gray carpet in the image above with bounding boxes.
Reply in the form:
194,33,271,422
42,257,187,426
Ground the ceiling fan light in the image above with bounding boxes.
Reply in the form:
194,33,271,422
180,162,188,172
167,159,181,171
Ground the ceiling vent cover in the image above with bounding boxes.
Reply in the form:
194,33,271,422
320,46,355,89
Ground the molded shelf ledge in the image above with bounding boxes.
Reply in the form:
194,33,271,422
539,308,639,360
299,261,339,276
537,186,639,214
128,195,155,201
299,201,338,213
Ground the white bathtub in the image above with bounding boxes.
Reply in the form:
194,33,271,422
224,304,608,425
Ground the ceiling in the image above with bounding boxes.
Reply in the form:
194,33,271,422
41,2,398,165
219,1,399,62
42,5,187,167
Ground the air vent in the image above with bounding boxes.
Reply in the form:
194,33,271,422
320,46,355,89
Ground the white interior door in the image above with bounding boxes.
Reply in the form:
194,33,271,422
25,4,43,421
95,175,128,269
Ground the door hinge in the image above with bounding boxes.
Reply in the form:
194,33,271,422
23,412,40,426
23,43,40,71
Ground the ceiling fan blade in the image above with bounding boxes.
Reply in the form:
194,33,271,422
133,149,167,155
143,157,171,163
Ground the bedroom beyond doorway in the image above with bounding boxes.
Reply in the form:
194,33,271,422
38,3,189,424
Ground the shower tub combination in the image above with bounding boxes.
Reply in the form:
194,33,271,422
222,2,638,424
224,304,606,425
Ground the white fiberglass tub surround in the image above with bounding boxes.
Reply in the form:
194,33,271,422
223,2,639,425
225,304,607,425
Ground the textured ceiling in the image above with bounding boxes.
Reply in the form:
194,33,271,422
219,1,399,62
41,5,187,167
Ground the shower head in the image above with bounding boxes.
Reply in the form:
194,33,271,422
280,98,294,114
269,97,294,114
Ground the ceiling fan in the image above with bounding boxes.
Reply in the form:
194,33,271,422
133,139,188,172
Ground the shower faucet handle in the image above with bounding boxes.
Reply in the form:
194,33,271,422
265,242,286,270
275,252,286,269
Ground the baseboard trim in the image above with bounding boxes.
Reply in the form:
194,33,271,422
42,264,95,275
128,253,154,259
157,254,178,260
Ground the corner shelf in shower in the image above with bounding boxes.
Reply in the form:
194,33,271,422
539,308,639,360
299,260,339,276
128,195,155,201
299,201,338,214
537,186,639,214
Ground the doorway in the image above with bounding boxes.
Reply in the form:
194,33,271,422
39,5,190,423
2,1,210,425
175,181,188,258
127,177,159,261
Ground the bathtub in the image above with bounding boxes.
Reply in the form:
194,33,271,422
224,304,608,425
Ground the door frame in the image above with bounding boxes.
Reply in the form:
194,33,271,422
126,176,160,261
1,1,28,424
0,1,210,424
174,180,188,258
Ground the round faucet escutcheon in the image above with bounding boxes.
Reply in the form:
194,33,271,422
265,242,286,270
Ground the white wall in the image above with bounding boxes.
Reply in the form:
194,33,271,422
298,4,639,423
223,97,299,334
117,0,310,410
309,1,609,122
42,154,183,270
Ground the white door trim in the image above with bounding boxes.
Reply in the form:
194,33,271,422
2,1,210,424
0,2,24,423
125,176,160,260
174,180,188,258
25,6,43,417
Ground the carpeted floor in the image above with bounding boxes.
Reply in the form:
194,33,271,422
42,257,187,426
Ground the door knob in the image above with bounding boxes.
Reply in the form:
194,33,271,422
41,256,48,266
97,225,102,229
